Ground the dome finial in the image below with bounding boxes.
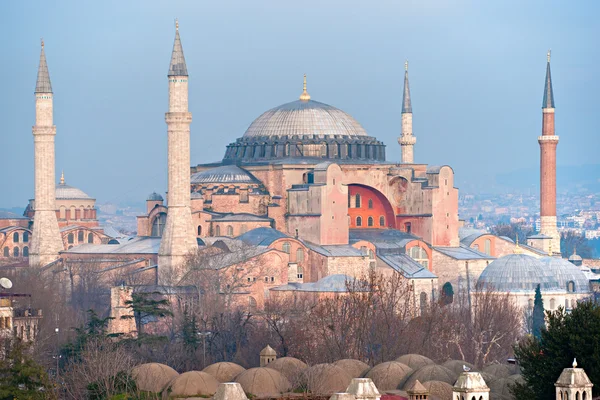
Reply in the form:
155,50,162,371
514,234,523,254
573,244,577,256
299,74,311,101
60,170,65,185
547,49,551,63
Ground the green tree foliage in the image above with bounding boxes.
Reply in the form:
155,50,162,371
513,300,600,400
121,292,173,338
560,231,592,259
63,309,114,363
532,284,545,339
181,307,200,350
0,338,56,400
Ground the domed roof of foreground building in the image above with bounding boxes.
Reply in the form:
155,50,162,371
333,359,370,378
266,357,308,383
301,363,353,395
403,365,457,389
164,371,219,398
488,377,514,399
539,256,591,293
482,364,511,379
477,253,561,292
55,174,93,200
131,363,178,393
365,361,413,390
202,362,246,383
396,354,435,371
441,360,476,376
422,380,454,400
235,367,291,398
191,165,261,185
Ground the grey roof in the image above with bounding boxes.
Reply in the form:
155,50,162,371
191,165,260,184
243,99,368,138
237,227,290,247
147,192,164,201
63,236,162,254
378,253,437,279
189,246,271,270
0,211,28,220
539,256,591,293
271,274,365,292
426,166,442,174
101,225,128,239
35,42,52,93
555,366,593,387
349,229,418,252
459,227,485,240
542,57,555,108
304,242,365,257
460,232,486,247
56,182,93,200
568,253,583,262
209,213,272,223
434,245,495,260
402,68,412,113
168,25,188,76
528,233,552,239
477,253,561,292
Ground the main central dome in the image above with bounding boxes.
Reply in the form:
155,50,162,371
243,99,368,138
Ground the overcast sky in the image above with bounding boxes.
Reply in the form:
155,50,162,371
1,0,598,207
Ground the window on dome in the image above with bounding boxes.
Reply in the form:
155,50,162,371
78,231,84,243
356,216,362,227
379,216,385,227
368,199,373,209
23,246,29,257
355,194,361,208
151,213,167,237
296,248,304,262
68,233,74,244
567,281,575,293
13,232,18,243
88,233,93,243
282,242,291,254
23,232,28,243
13,247,19,257
368,217,374,227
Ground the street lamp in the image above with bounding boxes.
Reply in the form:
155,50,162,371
55,328,60,377
197,331,212,367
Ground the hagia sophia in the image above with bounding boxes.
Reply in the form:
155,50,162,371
0,23,595,319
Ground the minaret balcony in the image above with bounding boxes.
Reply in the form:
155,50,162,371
538,135,559,143
399,136,417,145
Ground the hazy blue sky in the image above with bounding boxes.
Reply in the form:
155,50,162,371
1,0,598,207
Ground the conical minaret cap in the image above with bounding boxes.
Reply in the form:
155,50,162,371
35,39,53,93
542,50,555,108
402,60,412,113
168,19,188,77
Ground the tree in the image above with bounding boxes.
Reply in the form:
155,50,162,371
490,223,534,243
532,284,545,340
0,338,56,400
122,292,173,338
513,301,600,400
560,231,592,259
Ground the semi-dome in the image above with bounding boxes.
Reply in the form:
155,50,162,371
538,256,590,293
477,253,560,292
191,165,260,185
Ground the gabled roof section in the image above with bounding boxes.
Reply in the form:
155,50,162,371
35,40,52,93
542,50,555,108
237,227,290,247
434,244,495,260
349,229,419,253
168,21,188,77
378,253,437,279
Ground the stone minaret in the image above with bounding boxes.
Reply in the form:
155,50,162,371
29,40,63,267
399,60,416,163
158,21,197,284
538,50,561,254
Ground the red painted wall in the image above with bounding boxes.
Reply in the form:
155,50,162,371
348,185,395,229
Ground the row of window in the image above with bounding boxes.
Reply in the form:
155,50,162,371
67,231,94,244
3,246,29,257
349,193,375,209
280,242,305,262
355,216,386,227
11,232,29,243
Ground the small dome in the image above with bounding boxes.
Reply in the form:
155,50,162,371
477,254,560,292
266,357,307,383
301,364,352,395
131,363,178,393
56,182,93,200
235,367,291,398
568,253,583,262
333,359,370,378
165,371,219,397
203,362,246,383
442,360,476,376
539,256,590,293
422,380,454,400
147,192,164,201
396,354,435,371
488,377,513,398
191,165,260,185
365,361,413,390
191,191,203,199
243,99,368,139
482,364,511,379
403,365,457,389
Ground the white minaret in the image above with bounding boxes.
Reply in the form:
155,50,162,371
29,40,63,267
399,60,416,163
157,20,197,284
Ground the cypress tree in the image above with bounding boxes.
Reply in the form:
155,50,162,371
532,284,545,339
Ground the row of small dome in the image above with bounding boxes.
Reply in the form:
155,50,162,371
478,253,590,293
132,354,521,399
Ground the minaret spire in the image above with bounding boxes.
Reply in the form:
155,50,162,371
168,19,188,77
543,50,554,108
398,60,416,163
35,39,53,93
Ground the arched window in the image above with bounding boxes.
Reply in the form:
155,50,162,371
583,390,587,400
13,232,19,243
297,266,304,279
226,225,233,237
567,281,575,293
23,232,28,243
409,246,429,268
282,242,291,253
576,392,580,400
368,199,373,209
197,225,202,236
484,239,491,255
405,222,412,234
379,216,385,227
420,292,428,315
23,246,29,257
356,216,362,227
78,231,84,243
367,216,374,227
215,225,221,236
248,296,257,310
13,247,19,257
355,193,361,208
296,248,304,262
442,282,454,305
3,247,8,257
151,213,167,237
68,233,74,244
88,233,93,243
550,298,556,309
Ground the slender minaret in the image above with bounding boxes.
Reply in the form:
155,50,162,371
538,50,560,254
399,60,416,163
158,20,197,284
29,40,63,267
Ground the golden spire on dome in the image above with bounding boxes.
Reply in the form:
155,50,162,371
299,74,311,101
514,234,523,254
60,171,65,185
547,49,551,62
